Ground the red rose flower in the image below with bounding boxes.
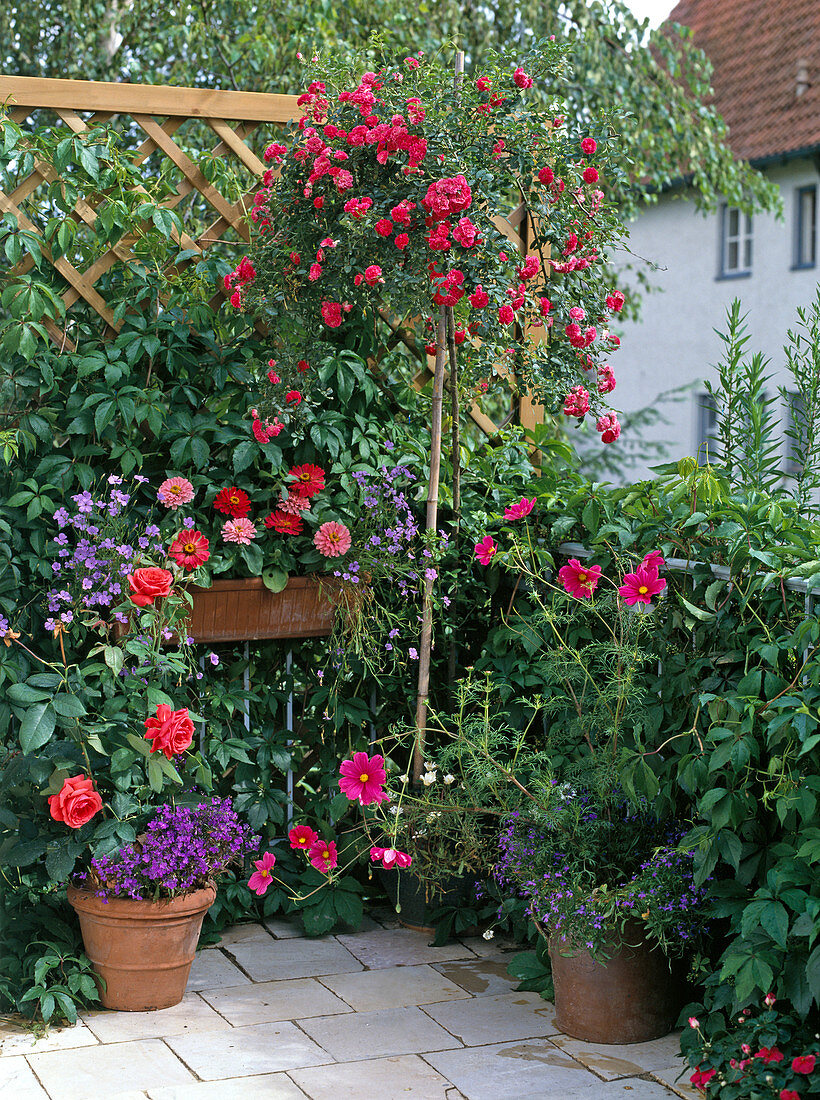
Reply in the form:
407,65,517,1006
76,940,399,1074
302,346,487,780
143,703,195,759
285,390,302,406
213,486,251,518
792,1054,816,1074
168,530,210,571
48,775,102,829
128,567,173,607
265,510,304,535
374,218,393,237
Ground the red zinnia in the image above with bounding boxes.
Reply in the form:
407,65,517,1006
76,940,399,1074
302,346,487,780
289,463,326,498
264,510,304,535
213,486,251,518
168,530,210,571
289,824,319,851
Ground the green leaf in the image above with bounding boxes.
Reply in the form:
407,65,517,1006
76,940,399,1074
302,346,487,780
46,841,79,883
126,732,150,757
332,887,363,928
677,594,716,622
19,702,56,753
103,646,124,677
147,754,164,793
262,566,289,593
52,693,86,718
7,682,52,704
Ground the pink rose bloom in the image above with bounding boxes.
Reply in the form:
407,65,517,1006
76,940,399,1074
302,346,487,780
558,558,602,599
370,846,412,869
222,517,257,545
597,412,621,444
364,264,383,286
314,521,351,557
792,1054,816,1074
513,67,533,89
339,751,388,805
581,137,597,155
498,304,514,325
157,477,194,509
563,386,590,418
474,535,497,565
248,851,276,895
504,497,536,521
619,564,667,606
308,838,338,874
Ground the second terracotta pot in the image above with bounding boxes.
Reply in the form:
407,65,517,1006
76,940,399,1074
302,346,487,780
548,923,683,1044
67,884,215,1011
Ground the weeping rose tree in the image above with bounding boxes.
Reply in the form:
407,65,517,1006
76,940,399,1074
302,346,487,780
233,40,628,779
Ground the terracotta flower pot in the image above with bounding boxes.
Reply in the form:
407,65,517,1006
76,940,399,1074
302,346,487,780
548,922,684,1044
67,884,216,1011
378,868,469,934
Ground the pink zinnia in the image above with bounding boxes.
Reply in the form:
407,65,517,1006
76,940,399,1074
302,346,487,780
314,521,351,557
558,558,602,599
157,477,194,509
308,839,338,874
618,564,667,606
475,535,497,565
278,492,311,515
370,846,412,870
247,851,276,895
288,824,319,851
222,517,257,545
504,497,536,522
339,751,388,805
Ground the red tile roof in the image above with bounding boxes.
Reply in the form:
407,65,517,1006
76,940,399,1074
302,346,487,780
667,0,820,162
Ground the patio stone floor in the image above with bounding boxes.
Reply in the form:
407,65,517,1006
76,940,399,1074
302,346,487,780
0,911,700,1100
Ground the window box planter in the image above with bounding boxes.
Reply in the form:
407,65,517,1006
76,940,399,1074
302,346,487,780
184,575,340,643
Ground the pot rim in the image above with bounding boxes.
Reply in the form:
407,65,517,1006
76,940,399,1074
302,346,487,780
67,882,216,917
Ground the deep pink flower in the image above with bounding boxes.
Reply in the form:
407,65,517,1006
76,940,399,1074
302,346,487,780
157,477,194,509
755,1047,784,1065
581,137,597,155
792,1054,816,1074
619,564,667,606
498,304,514,325
309,838,338,873
504,497,536,521
248,851,276,895
370,846,412,869
314,521,351,557
558,558,601,599
563,386,590,418
690,1066,716,1089
513,67,533,89
288,824,319,851
339,751,388,805
779,1090,801,1100
474,535,497,565
583,166,599,184
641,551,665,574
597,412,621,444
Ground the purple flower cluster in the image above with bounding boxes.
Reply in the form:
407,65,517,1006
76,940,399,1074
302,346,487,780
45,476,164,630
87,797,259,900
346,464,420,594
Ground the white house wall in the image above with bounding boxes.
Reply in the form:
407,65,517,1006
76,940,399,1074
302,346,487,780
611,158,820,480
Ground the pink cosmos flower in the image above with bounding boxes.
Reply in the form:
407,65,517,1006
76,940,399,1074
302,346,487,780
308,838,338,874
339,751,388,805
248,851,276,895
504,497,536,521
370,846,412,869
222,517,257,545
641,551,665,574
288,824,319,851
618,564,667,606
475,535,497,565
157,477,195,509
558,558,602,599
314,521,351,557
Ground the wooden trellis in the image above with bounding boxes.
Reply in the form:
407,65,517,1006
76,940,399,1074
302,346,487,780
0,75,543,436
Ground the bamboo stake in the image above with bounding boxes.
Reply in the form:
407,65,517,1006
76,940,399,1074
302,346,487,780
446,304,461,688
412,50,464,782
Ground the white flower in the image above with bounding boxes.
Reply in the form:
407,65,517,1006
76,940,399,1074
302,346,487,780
482,930,495,941
424,760,436,771
421,770,437,786
388,806,404,817
425,811,443,823
443,773,456,785
399,774,409,784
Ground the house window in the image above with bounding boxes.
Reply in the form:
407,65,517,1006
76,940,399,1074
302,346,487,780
719,205,752,278
794,186,817,269
696,393,718,463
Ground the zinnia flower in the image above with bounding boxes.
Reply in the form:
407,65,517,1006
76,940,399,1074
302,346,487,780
370,847,412,869
222,518,257,545
264,510,304,535
558,558,602,599
339,751,388,805
157,477,194,509
314,521,351,557
168,530,210,571
308,839,338,874
619,563,667,606
474,535,497,565
290,463,326,498
213,486,251,518
248,851,276,895
288,824,319,851
277,492,311,515
504,497,536,522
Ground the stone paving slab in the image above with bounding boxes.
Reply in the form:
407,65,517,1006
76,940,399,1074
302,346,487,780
421,990,558,1046
297,1004,462,1062
223,936,363,982
335,926,475,968
215,923,277,947
651,1065,700,1099
0,1055,50,1098
81,992,231,1044
432,957,521,997
27,1038,195,1100
550,1031,684,1081
0,1020,99,1057
290,1052,459,1099
317,962,471,1011
165,1020,332,1079
186,947,250,990
199,977,352,1025
147,1074,307,1098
